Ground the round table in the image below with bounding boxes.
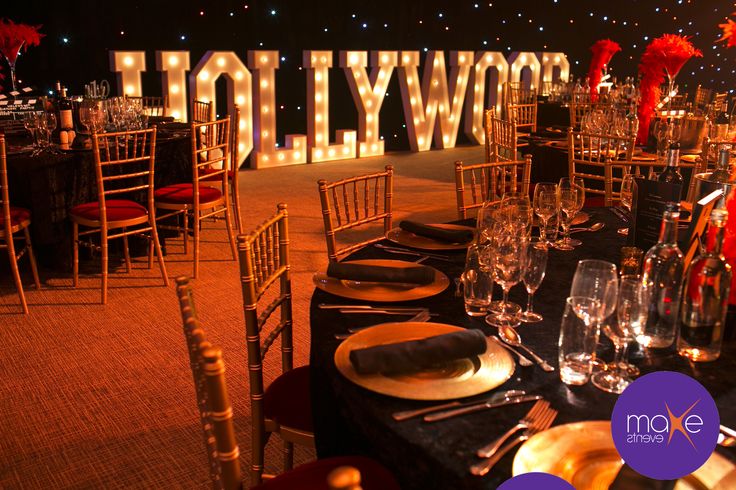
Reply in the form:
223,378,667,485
309,208,736,489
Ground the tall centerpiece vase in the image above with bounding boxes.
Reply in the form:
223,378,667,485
2,40,24,92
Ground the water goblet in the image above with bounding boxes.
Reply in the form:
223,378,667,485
617,173,635,236
519,240,547,323
533,183,558,245
554,177,584,250
485,232,528,328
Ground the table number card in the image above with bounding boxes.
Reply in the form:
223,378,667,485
629,176,683,251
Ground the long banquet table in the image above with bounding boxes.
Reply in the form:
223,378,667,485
309,208,736,489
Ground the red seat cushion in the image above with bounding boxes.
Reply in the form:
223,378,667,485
253,455,400,490
0,206,31,227
154,183,222,204
70,200,147,222
263,365,312,432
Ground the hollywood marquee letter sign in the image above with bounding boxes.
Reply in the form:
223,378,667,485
110,50,569,169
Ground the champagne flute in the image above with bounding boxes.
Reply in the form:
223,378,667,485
591,275,648,394
617,173,634,236
533,183,558,245
555,177,584,250
519,240,547,323
485,232,528,328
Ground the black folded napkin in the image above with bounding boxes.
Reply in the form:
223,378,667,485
399,221,474,244
327,262,435,285
349,329,488,375
609,464,676,490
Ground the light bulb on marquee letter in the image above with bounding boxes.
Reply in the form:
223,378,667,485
155,51,190,121
189,51,253,169
463,51,508,144
339,50,397,157
247,51,308,168
537,52,570,90
397,50,472,151
110,51,146,96
304,50,357,163
507,52,542,90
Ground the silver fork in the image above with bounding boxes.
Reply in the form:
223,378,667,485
469,407,558,476
334,310,431,340
475,400,550,457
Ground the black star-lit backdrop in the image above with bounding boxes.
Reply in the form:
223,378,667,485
4,0,735,150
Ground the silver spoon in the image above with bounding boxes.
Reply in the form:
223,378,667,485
498,326,554,372
569,222,605,234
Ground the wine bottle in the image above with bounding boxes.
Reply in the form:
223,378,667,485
657,142,684,199
58,87,74,149
715,101,730,140
678,208,733,362
694,148,736,207
638,203,684,348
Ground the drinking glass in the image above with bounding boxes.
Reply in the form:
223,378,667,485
23,111,38,149
570,260,619,327
503,196,533,237
462,243,494,317
555,177,585,251
519,241,547,323
591,276,649,394
485,232,528,328
617,173,634,236
540,212,560,244
559,296,601,386
533,183,558,245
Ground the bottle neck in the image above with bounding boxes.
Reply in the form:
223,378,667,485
666,148,680,168
658,213,679,244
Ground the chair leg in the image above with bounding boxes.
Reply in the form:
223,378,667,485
283,441,294,472
147,235,154,269
223,204,237,260
193,210,200,279
122,232,131,273
101,230,109,305
6,235,28,314
23,227,41,289
150,222,169,287
231,176,243,234
183,211,189,255
73,222,79,288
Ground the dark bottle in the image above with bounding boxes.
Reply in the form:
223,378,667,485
678,208,733,361
58,87,74,149
715,101,730,140
657,142,684,199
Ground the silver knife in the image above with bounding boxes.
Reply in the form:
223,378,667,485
319,304,424,311
423,395,543,422
339,309,436,316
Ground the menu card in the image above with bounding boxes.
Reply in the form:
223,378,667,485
628,176,683,251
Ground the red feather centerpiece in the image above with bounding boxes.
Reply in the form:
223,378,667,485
717,13,736,48
636,34,702,145
724,188,736,305
0,18,44,91
587,39,621,101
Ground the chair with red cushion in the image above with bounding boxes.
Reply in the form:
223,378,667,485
175,276,400,490
155,117,237,278
70,128,169,304
0,135,40,313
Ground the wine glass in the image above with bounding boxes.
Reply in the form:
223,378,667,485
502,195,533,237
23,111,39,149
485,232,528,328
519,240,547,323
617,173,635,236
533,183,558,245
555,177,584,251
570,260,619,327
591,275,648,394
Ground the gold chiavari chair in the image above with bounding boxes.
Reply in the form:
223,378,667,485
567,128,636,207
317,166,393,263
483,107,495,163
192,100,214,123
128,95,169,117
700,136,734,169
70,128,168,304
568,101,597,130
155,118,237,278
454,156,532,219
0,135,40,313
175,276,399,490
490,115,519,161
505,83,538,138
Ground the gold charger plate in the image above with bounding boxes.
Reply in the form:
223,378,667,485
386,224,474,250
334,322,514,400
313,259,449,302
513,421,734,490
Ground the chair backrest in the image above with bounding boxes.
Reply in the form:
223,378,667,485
91,128,157,221
483,108,495,163
192,100,214,123
454,156,532,219
129,96,169,117
230,105,240,176
506,101,538,134
701,136,733,169
694,85,713,109
191,118,231,202
318,166,394,262
490,116,518,162
568,101,596,130
567,128,636,207
176,277,242,490
0,135,12,238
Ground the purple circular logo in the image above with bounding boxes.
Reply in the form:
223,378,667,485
498,472,574,490
611,371,719,480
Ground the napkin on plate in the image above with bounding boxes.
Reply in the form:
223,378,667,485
349,329,488,375
399,221,474,244
327,262,435,285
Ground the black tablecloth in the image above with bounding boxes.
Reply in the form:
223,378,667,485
6,135,191,269
536,102,569,129
309,209,736,489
